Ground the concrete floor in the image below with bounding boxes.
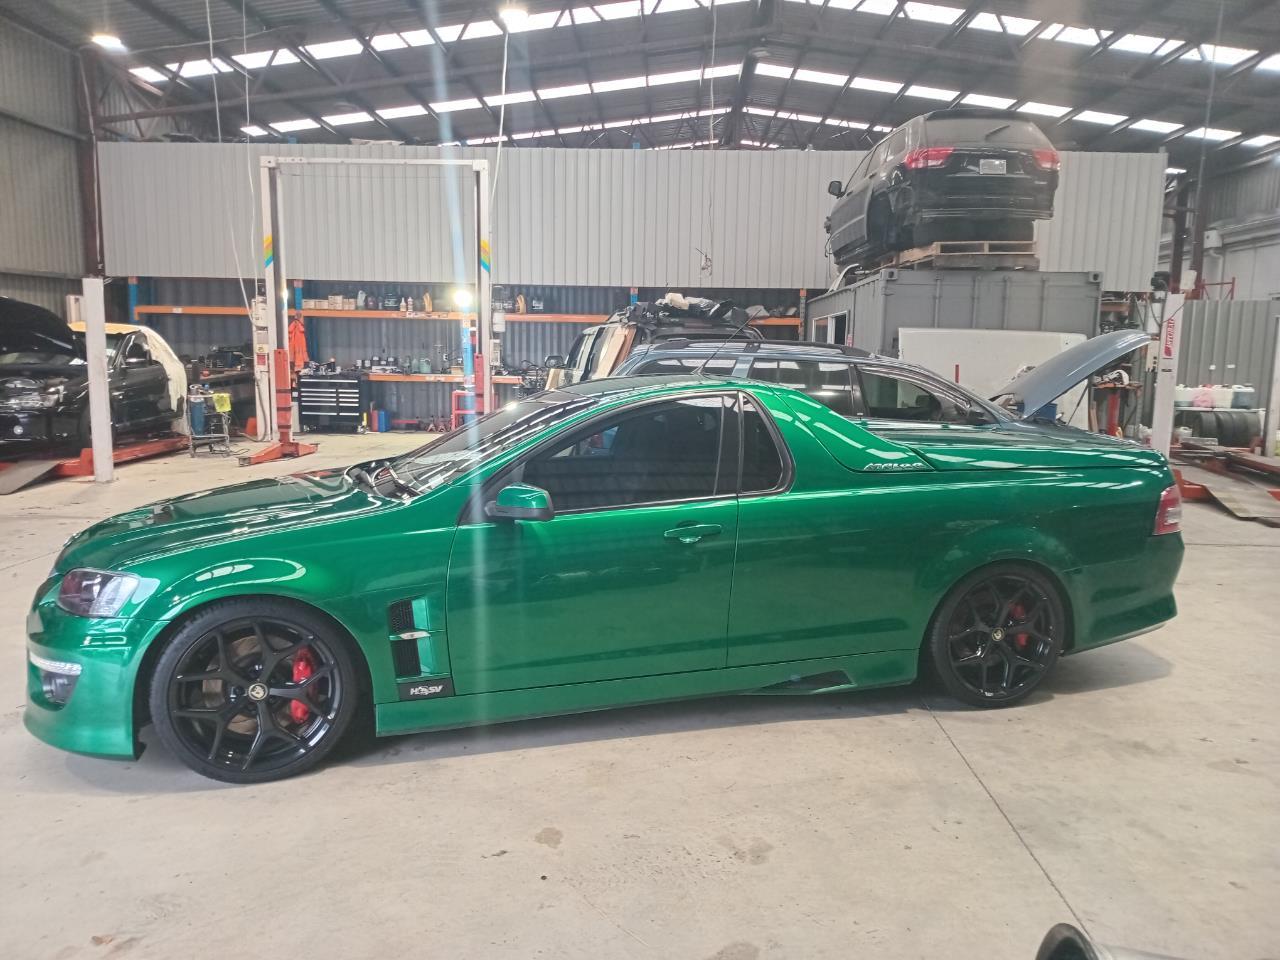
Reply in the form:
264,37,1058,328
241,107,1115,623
1,433,1276,960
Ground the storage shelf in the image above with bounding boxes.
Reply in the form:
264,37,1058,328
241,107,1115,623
366,373,523,385
135,304,249,316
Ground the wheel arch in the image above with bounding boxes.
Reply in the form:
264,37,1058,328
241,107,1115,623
131,593,374,738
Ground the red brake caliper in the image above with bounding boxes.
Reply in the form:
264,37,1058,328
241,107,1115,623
1009,603,1029,650
289,647,317,723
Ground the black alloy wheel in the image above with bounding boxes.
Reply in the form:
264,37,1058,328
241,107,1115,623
928,565,1064,707
149,600,358,782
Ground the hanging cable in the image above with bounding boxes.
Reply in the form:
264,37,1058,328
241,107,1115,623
492,26,511,210
1191,0,1226,298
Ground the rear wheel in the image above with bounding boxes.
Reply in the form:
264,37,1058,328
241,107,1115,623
148,599,359,783
927,564,1064,707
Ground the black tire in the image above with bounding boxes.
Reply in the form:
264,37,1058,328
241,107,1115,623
148,598,360,783
926,563,1065,707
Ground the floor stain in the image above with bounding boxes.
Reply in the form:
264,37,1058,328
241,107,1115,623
707,942,760,960
535,827,563,848
717,836,773,865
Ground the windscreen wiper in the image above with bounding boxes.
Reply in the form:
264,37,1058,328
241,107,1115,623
982,123,1011,140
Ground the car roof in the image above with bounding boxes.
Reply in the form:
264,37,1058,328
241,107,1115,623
559,373,756,400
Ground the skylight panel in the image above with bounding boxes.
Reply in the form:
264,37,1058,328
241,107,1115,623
485,90,538,105
322,111,373,125
755,62,795,79
1257,53,1280,70
305,38,363,60
271,49,300,65
398,30,434,46
654,0,701,11
904,3,963,25
130,66,167,82
745,106,777,117
648,68,703,85
1184,127,1240,141
434,25,464,43
962,93,1015,109
794,67,848,86
462,20,503,39
906,84,959,100
1073,110,1125,125
1244,134,1280,147
1110,34,1165,55
1018,101,1070,118
704,63,743,79
508,11,563,31
572,7,602,23
1129,118,1182,134
1184,44,1256,66
1036,23,1063,41
1055,26,1108,46
369,33,407,51
592,76,647,93
857,0,900,15
377,104,429,119
968,13,1038,35
828,118,869,129
850,75,902,94
241,125,269,137
174,59,232,78
1155,39,1185,56
270,118,320,132
232,50,273,69
595,1,642,19
430,97,482,113
538,83,592,99
741,139,780,148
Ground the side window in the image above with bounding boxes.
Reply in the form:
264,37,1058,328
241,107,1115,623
580,329,613,383
844,152,871,190
887,128,908,160
868,141,888,171
564,331,591,371
747,358,861,416
740,396,784,493
520,396,729,512
858,369,968,423
635,357,735,376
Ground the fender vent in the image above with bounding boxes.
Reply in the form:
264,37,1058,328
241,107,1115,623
390,638,422,678
387,599,415,634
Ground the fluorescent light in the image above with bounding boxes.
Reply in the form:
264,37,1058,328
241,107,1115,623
485,90,537,106
377,104,429,119
1165,166,1186,174
1185,126,1240,141
304,38,363,60
1018,101,1070,118
755,62,795,79
430,97,482,113
370,33,407,50
794,68,848,86
538,83,591,99
130,66,166,82
232,50,274,69
850,75,902,94
92,33,126,52
647,68,702,85
1244,134,1280,147
592,76,646,93
1110,33,1166,54
904,3,962,25
906,84,959,101
962,93,1015,109
1073,110,1126,125
1129,118,1182,134
241,125,269,137
269,118,321,133
498,5,529,27
322,111,373,125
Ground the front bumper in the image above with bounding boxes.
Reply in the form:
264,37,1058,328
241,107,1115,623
24,579,163,759
0,408,80,454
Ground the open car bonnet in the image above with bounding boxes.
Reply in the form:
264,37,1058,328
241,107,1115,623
0,297,79,360
991,329,1151,420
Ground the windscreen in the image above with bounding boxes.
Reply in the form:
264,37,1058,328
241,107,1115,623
0,328,82,366
924,117,1050,147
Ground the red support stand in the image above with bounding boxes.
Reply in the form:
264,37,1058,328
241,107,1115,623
239,348,318,466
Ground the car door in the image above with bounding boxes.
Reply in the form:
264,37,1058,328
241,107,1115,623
446,393,741,694
845,141,888,249
116,334,169,427
829,151,872,254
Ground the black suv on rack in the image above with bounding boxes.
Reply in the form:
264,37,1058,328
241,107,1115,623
613,339,1004,426
824,108,1060,269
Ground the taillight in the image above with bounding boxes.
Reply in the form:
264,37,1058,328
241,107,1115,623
1033,148,1060,171
1153,484,1182,535
905,147,954,169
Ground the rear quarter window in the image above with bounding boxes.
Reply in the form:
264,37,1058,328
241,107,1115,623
634,357,735,375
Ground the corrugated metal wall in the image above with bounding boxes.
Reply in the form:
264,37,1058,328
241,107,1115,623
0,20,84,308
1204,164,1280,224
1179,301,1279,420
0,272,79,316
98,143,1164,291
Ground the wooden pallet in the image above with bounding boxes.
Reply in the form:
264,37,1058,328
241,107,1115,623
892,240,1039,271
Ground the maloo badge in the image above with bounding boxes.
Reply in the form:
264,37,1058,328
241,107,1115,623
865,461,926,471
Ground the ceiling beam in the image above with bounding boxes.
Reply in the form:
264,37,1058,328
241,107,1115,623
721,0,775,147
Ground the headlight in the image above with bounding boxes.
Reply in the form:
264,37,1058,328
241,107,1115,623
56,568,140,617
29,651,82,705
0,385,62,410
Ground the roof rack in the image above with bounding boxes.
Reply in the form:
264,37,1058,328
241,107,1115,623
648,339,875,357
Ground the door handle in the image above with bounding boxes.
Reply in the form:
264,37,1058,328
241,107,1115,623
663,523,722,545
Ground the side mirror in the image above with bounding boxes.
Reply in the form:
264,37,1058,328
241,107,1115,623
827,179,843,198
544,354,565,369
486,483,555,522
124,355,150,367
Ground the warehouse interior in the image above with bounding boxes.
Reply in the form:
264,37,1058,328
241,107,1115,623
1,1,1278,958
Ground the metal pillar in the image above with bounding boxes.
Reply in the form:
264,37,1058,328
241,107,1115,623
1150,292,1184,458
78,278,114,482
1264,307,1280,458
476,163,494,416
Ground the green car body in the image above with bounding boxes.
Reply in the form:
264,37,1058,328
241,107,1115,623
25,375,1182,763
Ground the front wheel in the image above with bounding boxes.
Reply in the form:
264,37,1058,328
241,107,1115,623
927,565,1065,707
148,599,359,782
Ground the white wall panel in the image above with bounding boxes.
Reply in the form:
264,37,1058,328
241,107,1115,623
99,142,1161,291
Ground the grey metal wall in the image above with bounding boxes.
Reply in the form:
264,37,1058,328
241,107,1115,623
0,20,84,302
98,143,1164,291
0,272,79,316
807,269,1103,355
1178,300,1279,417
1204,163,1280,225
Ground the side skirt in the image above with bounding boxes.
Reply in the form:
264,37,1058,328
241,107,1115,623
374,649,919,738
